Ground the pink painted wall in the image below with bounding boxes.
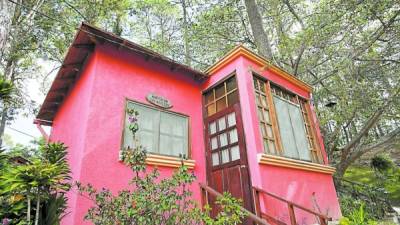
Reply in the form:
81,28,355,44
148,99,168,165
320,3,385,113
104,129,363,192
50,53,97,225
207,55,341,222
51,43,206,225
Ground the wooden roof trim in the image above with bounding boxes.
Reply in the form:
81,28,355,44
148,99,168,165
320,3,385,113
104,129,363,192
205,45,312,92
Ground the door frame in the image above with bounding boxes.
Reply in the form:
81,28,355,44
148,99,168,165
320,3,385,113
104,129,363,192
201,73,254,216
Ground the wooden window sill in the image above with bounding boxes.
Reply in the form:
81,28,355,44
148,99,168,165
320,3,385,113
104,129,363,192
258,154,336,174
146,154,195,169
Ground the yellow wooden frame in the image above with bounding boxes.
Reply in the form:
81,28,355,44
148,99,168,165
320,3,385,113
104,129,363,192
205,45,312,93
146,154,195,169
258,154,335,174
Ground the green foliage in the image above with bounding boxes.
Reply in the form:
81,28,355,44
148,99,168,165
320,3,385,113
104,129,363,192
0,142,71,225
77,107,246,224
370,154,394,173
344,166,400,205
0,78,14,103
339,203,377,225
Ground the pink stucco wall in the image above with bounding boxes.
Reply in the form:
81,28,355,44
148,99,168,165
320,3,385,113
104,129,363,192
51,43,206,225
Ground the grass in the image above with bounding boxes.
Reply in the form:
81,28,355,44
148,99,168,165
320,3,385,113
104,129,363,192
344,166,400,205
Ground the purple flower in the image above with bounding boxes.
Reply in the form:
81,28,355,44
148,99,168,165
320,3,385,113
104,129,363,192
2,218,10,225
128,116,137,123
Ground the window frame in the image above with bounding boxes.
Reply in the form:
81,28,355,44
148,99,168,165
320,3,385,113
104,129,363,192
203,72,239,117
121,99,191,159
252,74,323,164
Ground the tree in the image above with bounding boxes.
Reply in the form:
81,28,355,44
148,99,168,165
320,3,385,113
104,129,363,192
0,142,71,225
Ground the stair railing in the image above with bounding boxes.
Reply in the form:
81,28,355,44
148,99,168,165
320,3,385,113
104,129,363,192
253,187,332,225
199,183,269,225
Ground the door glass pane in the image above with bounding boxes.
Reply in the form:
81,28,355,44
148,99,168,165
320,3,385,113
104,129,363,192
229,129,238,144
218,117,226,131
273,97,299,159
219,133,228,147
227,112,236,127
209,122,217,134
221,149,229,164
230,145,240,161
212,152,219,166
211,137,218,150
287,103,311,161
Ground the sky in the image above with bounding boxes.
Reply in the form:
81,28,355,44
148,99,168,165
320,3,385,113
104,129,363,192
3,62,55,148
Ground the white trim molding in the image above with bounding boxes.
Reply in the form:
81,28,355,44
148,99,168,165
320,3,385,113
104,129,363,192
258,154,336,174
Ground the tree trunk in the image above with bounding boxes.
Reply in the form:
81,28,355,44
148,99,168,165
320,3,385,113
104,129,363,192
181,0,191,66
0,108,8,148
35,193,40,225
243,0,273,59
27,195,31,224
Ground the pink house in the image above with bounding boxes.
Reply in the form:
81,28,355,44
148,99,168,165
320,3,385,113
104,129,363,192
36,23,341,225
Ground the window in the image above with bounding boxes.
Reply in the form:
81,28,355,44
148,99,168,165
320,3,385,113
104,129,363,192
204,76,238,116
253,76,322,163
208,112,240,166
123,101,189,157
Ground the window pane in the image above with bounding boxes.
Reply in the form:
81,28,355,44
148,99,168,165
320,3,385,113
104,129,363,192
218,117,226,131
221,149,229,164
219,133,228,147
139,131,157,153
160,113,186,137
273,97,299,159
230,145,240,161
211,137,218,150
134,104,160,153
209,122,217,134
215,83,225,99
261,96,267,108
266,126,273,138
124,101,189,157
226,76,237,92
260,125,267,137
264,110,271,123
227,112,236,127
212,152,219,166
216,98,227,112
229,129,238,144
207,104,216,116
205,91,214,104
257,108,264,122
268,140,276,153
227,91,238,106
287,103,311,161
263,139,269,153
